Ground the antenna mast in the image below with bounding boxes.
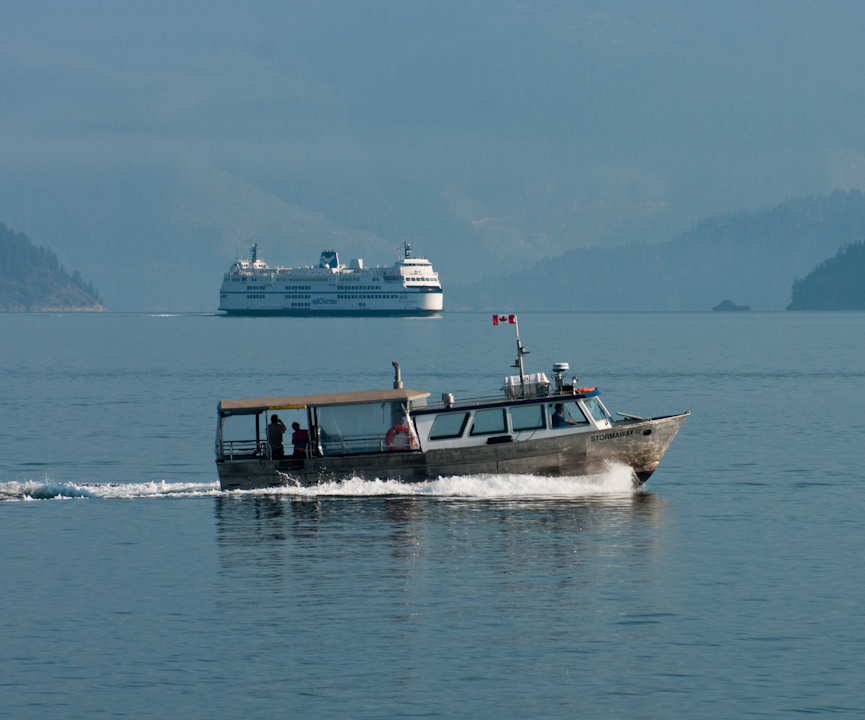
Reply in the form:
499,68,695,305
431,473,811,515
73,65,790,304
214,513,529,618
511,315,529,394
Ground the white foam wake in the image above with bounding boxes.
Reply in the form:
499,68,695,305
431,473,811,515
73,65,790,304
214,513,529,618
0,464,637,502
0,479,222,501
276,463,637,499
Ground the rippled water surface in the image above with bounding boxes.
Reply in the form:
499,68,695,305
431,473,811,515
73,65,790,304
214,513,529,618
1,312,864,718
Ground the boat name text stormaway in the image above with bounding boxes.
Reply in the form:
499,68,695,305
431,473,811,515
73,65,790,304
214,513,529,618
591,429,637,442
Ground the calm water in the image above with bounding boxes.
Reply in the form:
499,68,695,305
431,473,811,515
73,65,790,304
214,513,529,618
1,311,864,718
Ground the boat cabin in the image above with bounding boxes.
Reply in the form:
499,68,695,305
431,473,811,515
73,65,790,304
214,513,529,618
410,390,613,450
216,388,431,462
216,385,615,463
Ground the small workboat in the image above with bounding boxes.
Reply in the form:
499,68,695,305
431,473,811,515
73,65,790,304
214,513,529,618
215,317,688,490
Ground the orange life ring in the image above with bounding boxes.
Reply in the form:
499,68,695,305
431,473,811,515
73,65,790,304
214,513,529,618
576,387,596,394
385,424,412,450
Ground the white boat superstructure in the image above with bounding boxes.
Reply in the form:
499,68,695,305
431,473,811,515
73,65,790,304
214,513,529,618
219,243,443,316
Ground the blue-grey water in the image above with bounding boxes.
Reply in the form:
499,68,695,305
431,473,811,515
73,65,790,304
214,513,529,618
2,311,864,718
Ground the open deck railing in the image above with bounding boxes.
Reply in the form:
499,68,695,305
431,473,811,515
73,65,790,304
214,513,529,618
320,433,418,455
419,387,582,412
420,394,503,411
222,440,270,461
221,434,418,460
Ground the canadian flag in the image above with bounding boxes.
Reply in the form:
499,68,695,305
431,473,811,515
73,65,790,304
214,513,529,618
493,314,516,325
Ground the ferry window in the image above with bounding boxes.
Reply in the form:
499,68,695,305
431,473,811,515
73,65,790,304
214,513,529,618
429,412,469,440
510,404,545,432
469,409,507,436
582,397,608,423
548,401,588,428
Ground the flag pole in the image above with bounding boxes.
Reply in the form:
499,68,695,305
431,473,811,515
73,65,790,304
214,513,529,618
495,313,529,396
512,315,528,394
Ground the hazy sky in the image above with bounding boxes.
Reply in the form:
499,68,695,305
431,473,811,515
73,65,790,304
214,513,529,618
2,1,865,309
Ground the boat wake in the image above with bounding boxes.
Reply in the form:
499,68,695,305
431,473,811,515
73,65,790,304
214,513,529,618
0,479,223,502
280,463,637,499
1,464,638,502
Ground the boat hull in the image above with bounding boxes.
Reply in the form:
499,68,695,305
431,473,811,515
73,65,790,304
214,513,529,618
216,413,688,491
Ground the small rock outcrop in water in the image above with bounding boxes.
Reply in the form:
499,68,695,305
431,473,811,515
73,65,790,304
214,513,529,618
787,241,865,310
0,223,104,312
712,300,750,311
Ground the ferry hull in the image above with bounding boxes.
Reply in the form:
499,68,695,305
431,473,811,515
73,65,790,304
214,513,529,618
220,308,442,317
216,413,688,491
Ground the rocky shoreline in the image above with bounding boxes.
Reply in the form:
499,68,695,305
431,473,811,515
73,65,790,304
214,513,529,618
0,277,105,312
1,304,105,312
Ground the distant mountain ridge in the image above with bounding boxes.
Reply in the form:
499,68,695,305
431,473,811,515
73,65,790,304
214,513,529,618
453,190,865,311
787,241,865,310
0,223,103,312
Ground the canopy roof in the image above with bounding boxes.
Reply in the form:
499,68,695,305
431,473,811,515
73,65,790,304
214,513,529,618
219,388,430,415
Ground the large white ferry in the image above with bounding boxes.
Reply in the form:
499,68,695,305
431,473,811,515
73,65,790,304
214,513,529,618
219,243,443,316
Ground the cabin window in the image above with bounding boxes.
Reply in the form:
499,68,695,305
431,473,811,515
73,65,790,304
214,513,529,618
219,413,264,457
510,404,545,432
317,402,408,454
221,413,257,443
548,401,588,428
469,408,507,436
429,412,469,440
582,397,608,423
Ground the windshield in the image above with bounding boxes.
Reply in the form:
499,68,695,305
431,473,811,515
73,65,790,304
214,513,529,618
548,401,587,428
582,397,608,423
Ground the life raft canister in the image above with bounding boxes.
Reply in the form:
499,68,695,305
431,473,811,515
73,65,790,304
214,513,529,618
385,425,413,450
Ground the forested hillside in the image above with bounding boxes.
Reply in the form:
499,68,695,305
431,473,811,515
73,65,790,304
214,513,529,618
0,223,103,311
787,241,865,310
453,191,865,311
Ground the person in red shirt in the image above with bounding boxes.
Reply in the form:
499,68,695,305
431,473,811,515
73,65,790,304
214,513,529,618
291,422,310,457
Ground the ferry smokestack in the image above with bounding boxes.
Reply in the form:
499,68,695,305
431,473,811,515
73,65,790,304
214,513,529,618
392,361,403,389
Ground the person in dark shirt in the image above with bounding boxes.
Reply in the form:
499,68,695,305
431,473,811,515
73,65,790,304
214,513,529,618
552,403,579,428
266,415,287,458
291,422,310,457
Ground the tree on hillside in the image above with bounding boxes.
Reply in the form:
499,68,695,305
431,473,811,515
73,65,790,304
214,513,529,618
0,223,103,310
787,241,865,310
